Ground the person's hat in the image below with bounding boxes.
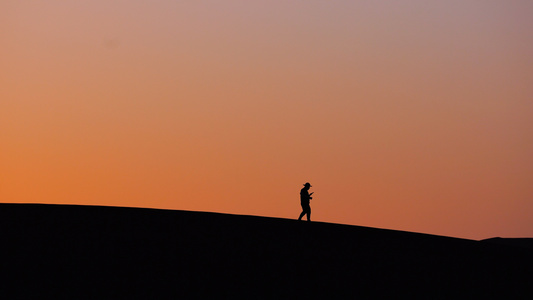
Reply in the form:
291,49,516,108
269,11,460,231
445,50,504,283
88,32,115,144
304,182,312,187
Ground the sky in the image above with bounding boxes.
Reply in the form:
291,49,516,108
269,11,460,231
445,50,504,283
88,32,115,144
2,1,532,239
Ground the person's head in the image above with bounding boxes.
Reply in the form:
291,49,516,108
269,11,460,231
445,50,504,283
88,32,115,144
303,182,312,189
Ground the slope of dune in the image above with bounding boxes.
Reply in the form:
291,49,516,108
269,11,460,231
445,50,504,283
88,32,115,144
1,203,531,298
481,237,533,250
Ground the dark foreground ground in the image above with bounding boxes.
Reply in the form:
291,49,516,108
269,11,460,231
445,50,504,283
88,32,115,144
1,204,532,299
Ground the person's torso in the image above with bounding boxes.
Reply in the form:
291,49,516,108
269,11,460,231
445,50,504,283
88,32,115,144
300,188,310,203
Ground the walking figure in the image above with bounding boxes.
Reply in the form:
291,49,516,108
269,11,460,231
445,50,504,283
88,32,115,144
298,182,313,221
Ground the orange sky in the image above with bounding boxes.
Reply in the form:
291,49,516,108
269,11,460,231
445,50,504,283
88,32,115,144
2,1,532,239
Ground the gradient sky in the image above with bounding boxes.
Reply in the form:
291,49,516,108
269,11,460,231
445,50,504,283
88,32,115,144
2,1,532,239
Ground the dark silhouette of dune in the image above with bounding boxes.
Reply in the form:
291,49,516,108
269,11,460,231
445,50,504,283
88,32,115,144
481,237,533,250
1,204,532,299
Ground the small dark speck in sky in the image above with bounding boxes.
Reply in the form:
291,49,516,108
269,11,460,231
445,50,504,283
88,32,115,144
103,38,120,49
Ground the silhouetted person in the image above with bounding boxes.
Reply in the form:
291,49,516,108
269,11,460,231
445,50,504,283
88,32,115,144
298,182,313,221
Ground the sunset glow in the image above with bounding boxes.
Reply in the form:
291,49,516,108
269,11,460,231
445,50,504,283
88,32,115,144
2,1,532,239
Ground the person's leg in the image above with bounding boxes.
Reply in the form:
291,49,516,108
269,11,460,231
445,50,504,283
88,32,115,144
298,210,306,220
306,206,311,221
